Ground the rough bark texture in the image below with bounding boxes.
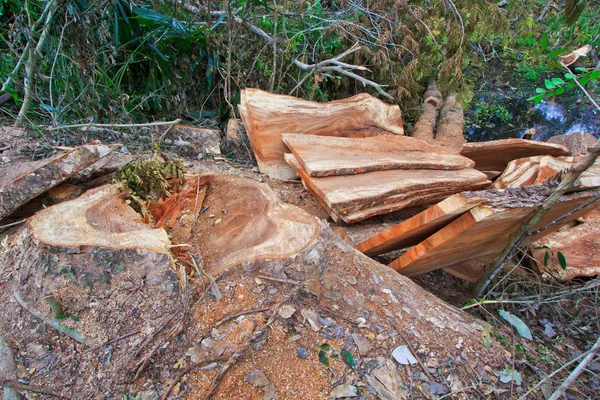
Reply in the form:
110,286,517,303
282,133,474,177
238,88,404,180
548,132,597,155
285,153,490,224
155,124,222,157
386,188,600,278
0,142,115,220
433,93,465,152
460,139,570,172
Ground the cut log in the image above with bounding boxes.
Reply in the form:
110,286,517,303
0,141,115,220
548,132,597,155
411,79,443,144
355,194,483,256
387,187,600,277
434,93,465,152
531,220,600,280
494,155,600,190
161,174,320,274
156,124,222,156
285,153,490,223
30,184,171,254
460,139,570,172
238,88,404,180
282,133,475,177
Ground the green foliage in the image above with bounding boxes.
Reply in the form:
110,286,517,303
528,68,600,104
468,101,511,128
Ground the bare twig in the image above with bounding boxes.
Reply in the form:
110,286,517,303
13,289,94,346
290,43,393,100
0,219,27,232
0,380,65,398
547,336,600,400
214,308,270,327
160,356,228,400
256,275,301,285
48,119,183,131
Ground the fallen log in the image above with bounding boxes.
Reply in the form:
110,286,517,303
238,88,404,180
387,187,600,277
434,93,465,152
285,153,490,223
460,138,570,172
282,133,475,177
548,132,597,155
411,79,443,144
494,155,600,190
0,141,115,220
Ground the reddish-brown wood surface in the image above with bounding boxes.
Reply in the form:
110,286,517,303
238,88,404,180
388,188,600,277
460,139,569,172
282,133,474,177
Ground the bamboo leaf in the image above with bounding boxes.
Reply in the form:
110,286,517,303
498,310,533,340
557,252,567,270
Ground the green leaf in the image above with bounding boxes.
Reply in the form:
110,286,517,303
540,34,548,52
341,349,355,368
590,71,600,81
567,82,575,89
544,80,555,90
564,73,576,80
535,87,546,94
557,252,567,270
555,87,565,95
318,344,331,351
580,76,589,85
565,0,585,26
544,251,550,267
575,67,589,73
482,327,491,349
548,48,568,57
498,310,533,340
551,78,565,86
318,350,330,366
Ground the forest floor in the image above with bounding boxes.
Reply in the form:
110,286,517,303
0,126,599,399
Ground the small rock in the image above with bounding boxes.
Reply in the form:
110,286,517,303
296,347,309,359
246,369,270,387
266,286,278,295
352,333,373,356
209,214,215,218
331,384,357,398
278,305,296,319
214,218,222,225
392,345,418,366
356,317,366,324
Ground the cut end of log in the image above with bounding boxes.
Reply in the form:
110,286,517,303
29,184,171,254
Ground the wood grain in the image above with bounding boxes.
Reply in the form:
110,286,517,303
460,139,569,172
388,189,600,277
238,88,404,180
282,133,474,177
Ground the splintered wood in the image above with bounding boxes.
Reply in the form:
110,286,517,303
0,141,115,220
285,137,490,224
238,88,404,180
357,186,600,280
494,155,600,190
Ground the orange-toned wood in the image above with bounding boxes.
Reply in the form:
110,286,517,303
388,189,600,277
282,133,474,177
238,88,404,180
460,139,569,172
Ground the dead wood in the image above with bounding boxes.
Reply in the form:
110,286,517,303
282,133,474,176
548,132,597,155
411,79,443,144
434,93,465,152
0,141,116,220
460,138,570,172
238,88,404,180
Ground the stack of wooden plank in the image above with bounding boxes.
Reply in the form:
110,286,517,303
494,155,600,190
357,186,600,281
283,134,491,224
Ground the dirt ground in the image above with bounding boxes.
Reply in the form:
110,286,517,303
1,127,599,399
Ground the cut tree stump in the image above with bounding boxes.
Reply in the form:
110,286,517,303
433,93,465,152
281,134,474,177
411,79,443,144
0,141,116,220
460,139,570,172
387,187,600,277
285,153,490,223
161,174,321,275
238,88,404,180
530,219,600,280
494,155,600,190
